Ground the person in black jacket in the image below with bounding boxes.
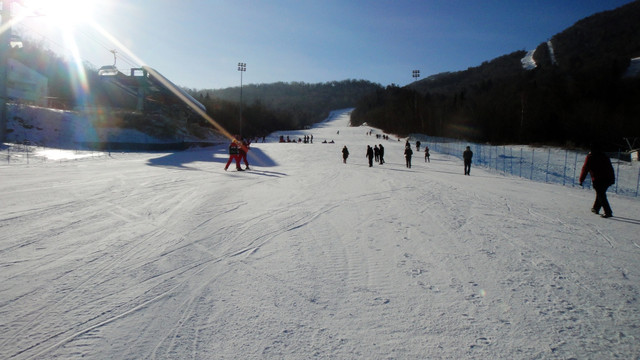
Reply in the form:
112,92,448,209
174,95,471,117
404,145,413,168
342,146,349,164
366,145,374,167
463,146,473,175
579,143,615,218
378,144,385,164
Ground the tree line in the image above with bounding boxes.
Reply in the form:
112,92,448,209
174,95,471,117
192,80,381,138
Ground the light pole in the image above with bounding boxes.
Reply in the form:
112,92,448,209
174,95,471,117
237,62,246,137
412,70,421,130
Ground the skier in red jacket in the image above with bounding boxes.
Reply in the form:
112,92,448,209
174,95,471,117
224,138,243,171
239,138,251,170
579,143,615,218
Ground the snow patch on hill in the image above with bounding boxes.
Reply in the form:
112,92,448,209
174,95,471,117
521,49,537,70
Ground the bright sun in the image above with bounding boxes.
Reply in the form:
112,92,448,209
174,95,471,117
22,0,95,27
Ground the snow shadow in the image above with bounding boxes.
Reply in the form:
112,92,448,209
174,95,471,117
610,216,640,226
147,146,278,170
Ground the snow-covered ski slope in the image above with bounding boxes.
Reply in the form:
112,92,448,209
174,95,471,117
1,109,639,359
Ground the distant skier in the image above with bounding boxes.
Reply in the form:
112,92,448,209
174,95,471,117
404,145,413,168
378,144,385,164
463,146,473,175
342,146,349,164
416,140,421,152
366,145,374,167
424,146,430,163
579,143,615,218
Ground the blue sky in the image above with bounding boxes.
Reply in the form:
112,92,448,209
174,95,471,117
13,0,636,90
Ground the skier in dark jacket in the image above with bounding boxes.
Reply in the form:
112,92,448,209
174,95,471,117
463,146,473,175
366,145,374,167
378,144,385,164
579,143,615,218
342,146,349,164
404,145,413,168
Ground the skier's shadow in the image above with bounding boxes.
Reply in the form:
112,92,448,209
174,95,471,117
148,146,277,169
610,216,640,226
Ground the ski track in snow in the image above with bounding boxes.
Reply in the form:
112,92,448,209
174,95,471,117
1,109,640,359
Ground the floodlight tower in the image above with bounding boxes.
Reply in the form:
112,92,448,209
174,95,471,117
412,70,421,130
237,62,246,137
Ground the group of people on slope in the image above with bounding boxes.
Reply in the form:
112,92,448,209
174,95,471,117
231,132,615,218
365,144,385,167
341,144,386,167
404,140,431,168
224,136,251,171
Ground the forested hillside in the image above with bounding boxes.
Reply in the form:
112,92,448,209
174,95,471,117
192,80,381,138
351,1,640,150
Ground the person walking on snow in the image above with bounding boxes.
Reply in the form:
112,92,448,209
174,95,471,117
224,137,243,171
342,146,349,164
579,143,615,218
366,145,374,167
378,144,385,164
463,146,473,175
424,146,430,163
404,145,413,168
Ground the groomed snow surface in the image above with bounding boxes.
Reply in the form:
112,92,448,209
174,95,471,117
1,109,639,359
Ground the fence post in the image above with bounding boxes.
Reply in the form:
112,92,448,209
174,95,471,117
636,169,640,197
519,148,523,178
502,146,506,174
530,149,534,180
545,149,551,183
615,157,620,194
573,153,578,187
510,147,514,175
563,150,568,186
490,146,494,171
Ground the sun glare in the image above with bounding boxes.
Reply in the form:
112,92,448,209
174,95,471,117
22,0,95,27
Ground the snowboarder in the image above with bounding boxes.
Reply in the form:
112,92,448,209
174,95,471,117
224,137,243,171
463,146,473,175
579,143,615,218
366,145,374,167
404,145,413,168
424,146,430,163
342,146,349,164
